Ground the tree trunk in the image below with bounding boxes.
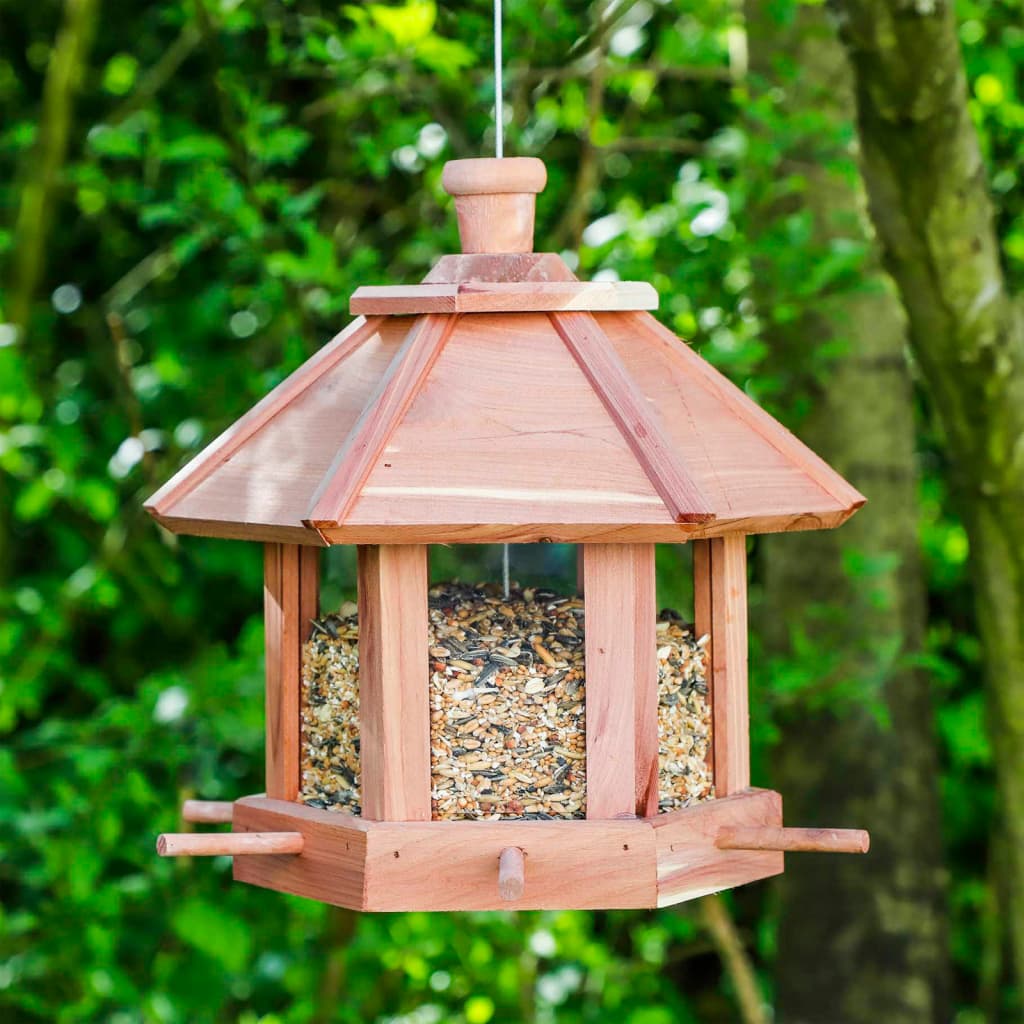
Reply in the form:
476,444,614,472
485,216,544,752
8,0,98,335
745,3,950,1020
834,0,1024,993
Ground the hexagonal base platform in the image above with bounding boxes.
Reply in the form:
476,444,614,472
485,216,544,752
231,788,784,911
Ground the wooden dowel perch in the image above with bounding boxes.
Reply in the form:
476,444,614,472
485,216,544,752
716,826,869,855
498,846,525,901
181,800,234,824
156,832,304,857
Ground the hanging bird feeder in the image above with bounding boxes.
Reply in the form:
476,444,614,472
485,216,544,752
147,155,869,911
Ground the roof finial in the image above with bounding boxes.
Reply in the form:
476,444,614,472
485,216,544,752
442,157,547,254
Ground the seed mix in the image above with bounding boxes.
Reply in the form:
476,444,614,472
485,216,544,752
300,583,712,820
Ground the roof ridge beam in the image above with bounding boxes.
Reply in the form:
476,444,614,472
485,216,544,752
305,313,460,531
549,311,715,525
624,311,866,512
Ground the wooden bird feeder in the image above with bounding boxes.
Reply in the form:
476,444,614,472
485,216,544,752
148,157,869,911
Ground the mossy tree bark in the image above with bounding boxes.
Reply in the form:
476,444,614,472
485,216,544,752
835,0,1024,991
745,3,950,1020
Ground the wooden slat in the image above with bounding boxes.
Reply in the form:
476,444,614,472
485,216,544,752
710,535,750,795
623,311,866,511
357,545,431,821
306,314,458,529
350,281,658,315
461,281,658,312
351,284,457,314
343,313,676,532
632,546,660,817
156,318,410,538
654,788,783,907
231,796,657,911
318,510,856,545
263,545,287,800
264,543,319,801
582,544,656,819
692,539,712,642
233,797,369,910
550,311,714,525
692,539,714,779
152,514,325,545
146,316,383,517
362,817,656,911
299,545,320,629
230,792,788,912
152,511,858,547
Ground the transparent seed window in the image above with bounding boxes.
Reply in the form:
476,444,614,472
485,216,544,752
300,545,712,820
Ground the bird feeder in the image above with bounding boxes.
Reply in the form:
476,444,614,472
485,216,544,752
148,158,869,911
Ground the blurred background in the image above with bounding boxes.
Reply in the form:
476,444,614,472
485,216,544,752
2,0,1022,1021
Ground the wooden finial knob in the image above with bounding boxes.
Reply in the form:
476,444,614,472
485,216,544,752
442,158,547,254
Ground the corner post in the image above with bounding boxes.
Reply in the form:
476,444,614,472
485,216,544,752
582,543,658,818
694,535,750,795
357,544,432,821
264,543,319,801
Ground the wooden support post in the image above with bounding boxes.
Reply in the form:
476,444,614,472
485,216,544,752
182,800,234,824
582,543,658,819
498,846,526,901
357,545,431,821
716,825,870,855
692,539,714,779
694,535,749,796
692,539,712,643
264,544,320,801
156,832,304,857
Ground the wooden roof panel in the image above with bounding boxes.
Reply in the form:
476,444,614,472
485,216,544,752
601,312,864,521
149,303,863,542
162,317,410,530
344,313,676,526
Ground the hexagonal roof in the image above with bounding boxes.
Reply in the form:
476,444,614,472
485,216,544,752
145,160,863,545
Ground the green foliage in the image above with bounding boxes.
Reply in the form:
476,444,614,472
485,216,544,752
0,0,1011,1019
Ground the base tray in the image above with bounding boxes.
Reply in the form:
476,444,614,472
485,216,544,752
231,788,784,911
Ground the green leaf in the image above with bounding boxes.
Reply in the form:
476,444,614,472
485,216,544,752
162,134,231,164
171,899,252,973
368,1,436,46
102,53,139,96
87,124,142,159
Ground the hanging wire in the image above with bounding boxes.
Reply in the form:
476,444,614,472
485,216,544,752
494,0,504,158
495,0,511,595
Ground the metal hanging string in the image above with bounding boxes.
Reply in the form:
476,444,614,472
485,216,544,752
494,0,504,159
495,0,511,596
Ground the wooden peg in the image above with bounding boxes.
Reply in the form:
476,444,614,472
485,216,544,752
181,800,234,824
156,832,304,857
498,846,526,901
715,825,869,854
